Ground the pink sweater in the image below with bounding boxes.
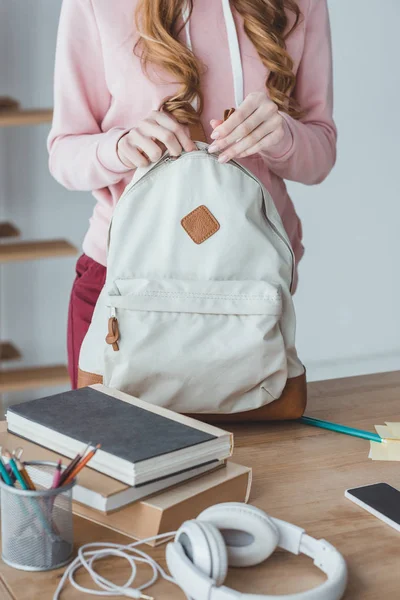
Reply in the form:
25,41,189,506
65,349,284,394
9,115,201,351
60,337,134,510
48,0,336,271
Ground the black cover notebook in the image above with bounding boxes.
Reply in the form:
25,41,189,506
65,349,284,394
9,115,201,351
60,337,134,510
6,385,232,486
8,387,215,462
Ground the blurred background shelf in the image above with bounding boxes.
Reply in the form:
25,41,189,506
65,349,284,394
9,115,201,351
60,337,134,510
0,342,22,362
0,108,53,128
0,79,71,404
0,222,20,239
0,365,69,393
0,239,78,263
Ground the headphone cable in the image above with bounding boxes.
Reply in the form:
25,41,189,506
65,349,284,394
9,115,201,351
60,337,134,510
53,532,190,599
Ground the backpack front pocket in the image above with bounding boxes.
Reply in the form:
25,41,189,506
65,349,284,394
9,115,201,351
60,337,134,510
104,278,288,414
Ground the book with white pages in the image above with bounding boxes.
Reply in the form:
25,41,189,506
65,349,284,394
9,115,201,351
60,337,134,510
6,384,233,486
0,423,224,513
28,459,225,513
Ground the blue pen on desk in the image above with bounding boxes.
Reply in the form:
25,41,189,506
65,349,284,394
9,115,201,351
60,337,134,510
299,416,383,443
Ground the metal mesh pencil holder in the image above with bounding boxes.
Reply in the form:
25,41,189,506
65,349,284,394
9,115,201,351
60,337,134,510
0,461,76,571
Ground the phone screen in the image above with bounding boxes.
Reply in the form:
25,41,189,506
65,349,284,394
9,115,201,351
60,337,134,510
347,483,400,525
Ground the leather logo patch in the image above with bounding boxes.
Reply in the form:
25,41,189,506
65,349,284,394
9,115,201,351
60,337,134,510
181,205,220,244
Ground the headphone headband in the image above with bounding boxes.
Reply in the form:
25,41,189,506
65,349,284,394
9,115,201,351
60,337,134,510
166,504,347,600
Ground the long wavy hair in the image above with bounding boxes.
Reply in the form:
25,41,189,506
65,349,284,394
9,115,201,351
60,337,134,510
135,0,303,125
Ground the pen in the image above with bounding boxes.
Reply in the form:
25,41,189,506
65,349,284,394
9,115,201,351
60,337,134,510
62,444,101,486
51,459,63,489
298,416,383,444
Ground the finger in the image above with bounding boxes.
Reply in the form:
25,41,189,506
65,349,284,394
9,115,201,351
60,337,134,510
210,119,223,130
217,116,283,162
209,107,267,153
217,121,272,163
219,115,284,162
210,93,262,140
137,120,182,157
236,127,286,159
211,102,280,153
118,141,150,169
127,128,170,162
152,111,196,152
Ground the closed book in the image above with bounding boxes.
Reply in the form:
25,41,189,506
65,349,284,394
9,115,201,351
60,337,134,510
6,384,233,486
73,461,252,546
0,424,224,513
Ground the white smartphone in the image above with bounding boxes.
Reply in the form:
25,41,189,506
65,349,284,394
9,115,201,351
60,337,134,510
345,482,400,533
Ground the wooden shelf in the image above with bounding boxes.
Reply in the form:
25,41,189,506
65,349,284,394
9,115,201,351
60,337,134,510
0,108,53,128
0,239,78,263
0,365,69,393
0,342,21,362
0,222,20,239
0,98,70,394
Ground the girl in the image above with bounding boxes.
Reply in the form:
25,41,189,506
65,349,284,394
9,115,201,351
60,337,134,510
48,0,336,390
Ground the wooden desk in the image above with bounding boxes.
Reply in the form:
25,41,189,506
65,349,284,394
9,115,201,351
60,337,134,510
1,371,400,599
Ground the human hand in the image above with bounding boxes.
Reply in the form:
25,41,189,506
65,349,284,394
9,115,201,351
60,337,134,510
208,92,286,163
117,111,197,169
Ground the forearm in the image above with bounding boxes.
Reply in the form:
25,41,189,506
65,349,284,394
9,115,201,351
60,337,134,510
261,0,336,185
48,127,132,191
260,113,337,185
47,0,133,192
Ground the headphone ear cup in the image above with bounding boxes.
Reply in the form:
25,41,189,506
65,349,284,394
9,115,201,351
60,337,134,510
195,522,228,586
175,520,214,578
198,503,279,567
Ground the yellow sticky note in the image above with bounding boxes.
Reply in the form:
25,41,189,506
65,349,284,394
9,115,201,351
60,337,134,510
370,440,400,461
375,425,400,440
369,441,390,460
385,422,400,437
386,441,400,461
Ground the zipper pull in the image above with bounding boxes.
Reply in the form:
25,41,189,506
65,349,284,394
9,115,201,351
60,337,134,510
106,314,120,352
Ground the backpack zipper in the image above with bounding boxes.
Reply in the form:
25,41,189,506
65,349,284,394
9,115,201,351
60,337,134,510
221,155,296,292
124,148,211,193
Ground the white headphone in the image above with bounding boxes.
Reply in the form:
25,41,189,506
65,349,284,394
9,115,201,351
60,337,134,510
54,502,347,599
166,502,348,600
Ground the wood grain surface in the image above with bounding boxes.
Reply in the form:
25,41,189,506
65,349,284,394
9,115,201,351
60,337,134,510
1,371,400,599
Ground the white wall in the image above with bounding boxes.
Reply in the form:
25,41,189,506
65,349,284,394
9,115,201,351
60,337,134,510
0,0,399,410
291,0,400,380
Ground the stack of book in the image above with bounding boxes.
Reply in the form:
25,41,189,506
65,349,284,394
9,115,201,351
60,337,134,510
4,385,251,544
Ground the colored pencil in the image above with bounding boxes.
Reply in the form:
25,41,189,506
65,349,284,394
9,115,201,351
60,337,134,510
0,456,14,486
299,416,383,443
3,451,61,539
6,453,29,490
51,459,63,489
58,441,92,486
61,444,101,486
17,459,36,491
